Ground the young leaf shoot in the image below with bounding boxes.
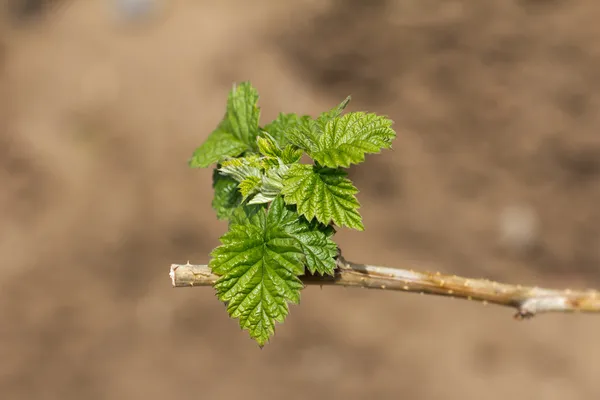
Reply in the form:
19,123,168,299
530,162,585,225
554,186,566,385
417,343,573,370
189,82,397,345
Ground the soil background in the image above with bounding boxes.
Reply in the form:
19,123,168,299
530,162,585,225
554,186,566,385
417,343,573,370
1,1,599,399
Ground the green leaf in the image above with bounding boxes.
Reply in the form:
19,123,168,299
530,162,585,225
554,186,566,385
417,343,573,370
262,113,312,147
189,124,248,168
262,197,338,275
256,135,281,159
280,146,303,165
285,218,337,275
189,82,261,168
226,82,261,149
229,203,265,226
283,97,350,154
257,135,303,166
210,197,306,346
316,95,351,132
285,117,321,154
310,112,396,168
217,150,293,205
247,167,285,205
212,169,242,220
219,156,263,182
282,164,364,230
271,196,337,275
239,176,262,200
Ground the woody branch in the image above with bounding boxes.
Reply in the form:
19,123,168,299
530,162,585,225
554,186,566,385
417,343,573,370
169,254,600,318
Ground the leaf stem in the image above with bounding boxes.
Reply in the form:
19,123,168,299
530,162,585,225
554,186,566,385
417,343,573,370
169,255,600,318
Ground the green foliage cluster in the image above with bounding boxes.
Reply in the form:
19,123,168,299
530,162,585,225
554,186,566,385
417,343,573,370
190,82,397,346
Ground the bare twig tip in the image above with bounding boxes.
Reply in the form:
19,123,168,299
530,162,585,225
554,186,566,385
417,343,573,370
169,265,178,287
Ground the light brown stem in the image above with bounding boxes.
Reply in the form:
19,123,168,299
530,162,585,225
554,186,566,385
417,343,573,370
169,255,600,319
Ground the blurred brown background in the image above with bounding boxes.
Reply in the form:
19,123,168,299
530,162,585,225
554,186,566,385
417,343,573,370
1,0,599,399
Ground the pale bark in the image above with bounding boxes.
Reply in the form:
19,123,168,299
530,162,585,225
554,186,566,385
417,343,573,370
169,255,600,318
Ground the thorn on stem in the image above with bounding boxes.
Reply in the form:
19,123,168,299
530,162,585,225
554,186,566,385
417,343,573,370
514,310,535,320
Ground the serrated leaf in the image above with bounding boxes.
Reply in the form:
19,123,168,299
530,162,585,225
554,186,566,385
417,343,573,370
282,164,364,230
212,169,242,220
256,135,281,158
280,146,303,164
229,203,265,226
266,197,338,275
226,82,261,149
263,113,312,147
221,154,263,169
189,126,248,168
219,156,263,182
210,197,306,346
285,219,337,275
280,97,351,157
247,167,285,205
189,82,261,168
285,117,321,154
257,135,303,166
316,95,351,132
310,112,396,168
239,176,262,200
